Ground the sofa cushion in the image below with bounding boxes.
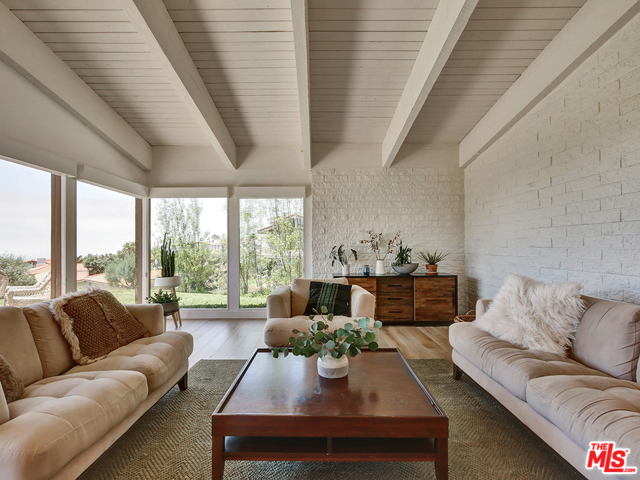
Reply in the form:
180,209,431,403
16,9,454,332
22,301,75,378
527,375,640,467
51,289,149,366
0,384,8,426
0,307,43,387
450,322,609,400
291,278,349,317
1,370,147,480
570,296,640,381
64,331,193,393
263,315,374,347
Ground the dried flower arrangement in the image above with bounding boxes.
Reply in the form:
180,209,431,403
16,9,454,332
359,230,401,261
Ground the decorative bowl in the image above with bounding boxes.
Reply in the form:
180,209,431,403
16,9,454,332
392,263,418,275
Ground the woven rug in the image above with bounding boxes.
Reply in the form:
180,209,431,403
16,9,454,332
79,359,582,480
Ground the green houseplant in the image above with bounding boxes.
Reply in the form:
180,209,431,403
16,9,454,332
392,241,418,275
147,291,181,316
416,250,449,275
329,244,358,275
272,306,383,379
154,233,182,289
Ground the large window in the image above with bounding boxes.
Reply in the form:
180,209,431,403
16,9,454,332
77,183,137,303
239,198,304,308
0,159,53,306
151,198,228,309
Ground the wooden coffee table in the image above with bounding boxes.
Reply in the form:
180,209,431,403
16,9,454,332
212,348,449,479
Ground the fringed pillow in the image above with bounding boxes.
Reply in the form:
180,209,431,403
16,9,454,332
474,275,586,357
0,354,23,403
50,288,149,365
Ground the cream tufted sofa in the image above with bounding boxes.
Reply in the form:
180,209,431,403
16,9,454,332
263,278,376,347
450,295,640,480
0,300,193,480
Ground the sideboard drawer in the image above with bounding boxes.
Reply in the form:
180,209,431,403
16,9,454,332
376,304,414,322
346,277,377,296
377,277,413,294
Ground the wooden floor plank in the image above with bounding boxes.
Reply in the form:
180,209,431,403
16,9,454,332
169,319,453,364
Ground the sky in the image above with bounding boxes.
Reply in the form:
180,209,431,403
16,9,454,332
0,158,227,259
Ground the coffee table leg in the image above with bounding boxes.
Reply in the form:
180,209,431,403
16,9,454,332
435,437,448,480
212,436,225,480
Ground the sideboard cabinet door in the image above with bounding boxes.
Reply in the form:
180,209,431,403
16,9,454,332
414,277,457,322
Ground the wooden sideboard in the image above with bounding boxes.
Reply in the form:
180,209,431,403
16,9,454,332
334,273,458,324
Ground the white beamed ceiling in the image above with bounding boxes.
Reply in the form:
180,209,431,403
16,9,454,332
405,0,587,144
1,0,592,161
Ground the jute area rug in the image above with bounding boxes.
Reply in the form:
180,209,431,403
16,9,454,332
79,359,581,480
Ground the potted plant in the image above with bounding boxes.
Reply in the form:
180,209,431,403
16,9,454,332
154,233,181,289
360,230,402,275
146,291,181,316
416,250,449,275
392,241,418,275
329,244,358,275
272,306,383,379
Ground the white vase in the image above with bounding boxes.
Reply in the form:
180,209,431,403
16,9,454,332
317,354,349,379
341,264,350,275
154,276,181,289
375,259,385,275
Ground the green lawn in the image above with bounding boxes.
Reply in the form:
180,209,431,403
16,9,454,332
2,289,268,309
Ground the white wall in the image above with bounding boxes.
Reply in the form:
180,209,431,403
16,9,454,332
0,60,147,184
464,13,640,306
311,165,466,312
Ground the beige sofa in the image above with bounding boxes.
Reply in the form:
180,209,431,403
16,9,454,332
450,295,640,480
0,301,193,480
263,278,376,347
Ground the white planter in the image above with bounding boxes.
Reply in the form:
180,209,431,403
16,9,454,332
341,264,350,275
375,259,386,275
317,354,349,379
154,276,182,289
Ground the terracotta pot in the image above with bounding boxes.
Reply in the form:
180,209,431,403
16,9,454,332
426,264,438,275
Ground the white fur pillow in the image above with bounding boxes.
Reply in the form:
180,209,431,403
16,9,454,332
474,275,586,357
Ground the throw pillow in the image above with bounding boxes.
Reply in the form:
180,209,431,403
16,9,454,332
0,384,9,425
0,354,24,403
304,281,352,317
474,275,586,357
50,288,149,365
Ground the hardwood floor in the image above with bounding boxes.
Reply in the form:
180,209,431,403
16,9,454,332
168,319,453,366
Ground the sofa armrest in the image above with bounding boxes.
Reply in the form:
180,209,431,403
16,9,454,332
126,304,164,336
476,299,493,320
351,285,375,318
267,286,291,319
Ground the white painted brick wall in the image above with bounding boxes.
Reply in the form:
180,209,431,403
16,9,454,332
465,14,640,306
312,168,466,312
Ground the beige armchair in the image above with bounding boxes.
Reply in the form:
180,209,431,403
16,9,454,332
263,278,376,347
5,272,52,307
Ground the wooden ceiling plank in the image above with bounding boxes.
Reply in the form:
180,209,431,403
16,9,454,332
0,1,152,169
382,0,479,168
459,0,640,167
121,0,237,169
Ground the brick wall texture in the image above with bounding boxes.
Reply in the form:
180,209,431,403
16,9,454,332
465,14,640,307
311,168,466,312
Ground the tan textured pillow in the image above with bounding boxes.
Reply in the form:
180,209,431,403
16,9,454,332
0,354,24,403
0,383,9,425
50,289,149,365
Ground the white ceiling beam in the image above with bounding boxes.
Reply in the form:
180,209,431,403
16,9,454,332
0,2,152,170
121,0,237,170
291,0,311,170
459,0,640,168
381,0,479,168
